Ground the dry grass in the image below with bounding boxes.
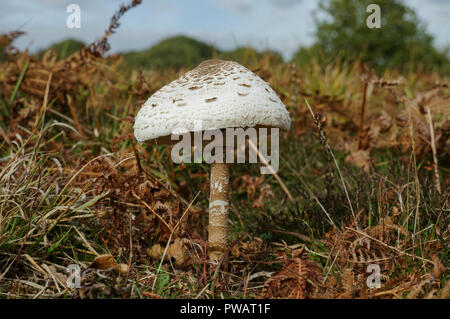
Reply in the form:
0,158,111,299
0,1,448,299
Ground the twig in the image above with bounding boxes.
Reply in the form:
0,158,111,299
323,248,341,284
346,227,433,264
195,283,210,299
426,107,441,194
74,226,99,256
66,94,85,138
132,190,173,232
358,85,368,149
248,139,294,202
266,228,312,243
129,134,142,174
126,211,133,283
406,100,422,260
358,56,369,149
305,98,356,221
33,72,53,131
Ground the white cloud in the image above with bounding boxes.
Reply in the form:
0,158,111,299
210,0,255,15
269,0,303,7
405,0,450,49
210,0,303,15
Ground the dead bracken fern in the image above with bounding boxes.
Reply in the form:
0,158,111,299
259,211,448,299
83,154,204,262
0,0,142,131
262,248,324,298
289,59,449,176
440,279,450,299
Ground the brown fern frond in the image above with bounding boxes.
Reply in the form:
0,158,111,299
261,253,324,299
425,289,437,299
407,280,428,299
339,268,355,298
440,280,450,299
431,254,446,280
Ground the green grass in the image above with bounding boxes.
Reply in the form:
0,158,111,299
0,45,448,298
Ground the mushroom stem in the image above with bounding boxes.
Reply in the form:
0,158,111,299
208,162,230,262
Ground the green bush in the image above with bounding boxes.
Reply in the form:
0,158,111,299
122,35,215,70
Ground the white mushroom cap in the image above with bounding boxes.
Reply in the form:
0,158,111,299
134,59,291,142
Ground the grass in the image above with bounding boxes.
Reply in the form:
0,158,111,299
0,29,448,299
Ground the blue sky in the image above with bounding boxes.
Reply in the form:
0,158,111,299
1,0,450,60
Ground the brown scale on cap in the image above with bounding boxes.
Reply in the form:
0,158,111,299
205,97,217,103
187,59,242,83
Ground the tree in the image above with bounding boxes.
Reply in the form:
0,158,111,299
292,0,450,73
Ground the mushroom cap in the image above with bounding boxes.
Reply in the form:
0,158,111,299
134,59,291,142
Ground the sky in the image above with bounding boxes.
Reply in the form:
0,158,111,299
1,0,450,60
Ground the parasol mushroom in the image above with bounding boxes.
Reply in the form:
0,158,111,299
134,59,290,262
